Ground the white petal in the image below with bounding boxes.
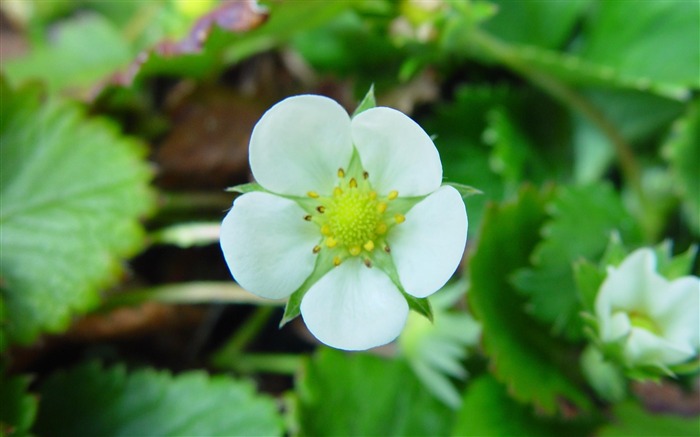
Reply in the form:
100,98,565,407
595,249,664,317
389,185,467,298
600,311,631,343
625,328,696,367
220,192,319,299
351,107,442,196
300,258,409,350
656,276,700,349
249,95,353,196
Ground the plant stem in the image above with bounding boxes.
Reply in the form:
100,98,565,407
210,305,276,368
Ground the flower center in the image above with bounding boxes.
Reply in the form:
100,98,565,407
305,168,404,267
628,311,662,336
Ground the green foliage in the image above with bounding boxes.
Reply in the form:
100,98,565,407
597,401,700,437
4,13,132,94
0,81,154,345
33,362,282,437
452,375,595,436
296,348,454,436
512,183,642,339
663,101,700,235
0,375,37,437
399,279,481,409
468,186,591,415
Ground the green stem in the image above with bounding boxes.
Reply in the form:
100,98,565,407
224,353,303,375
468,29,648,216
211,306,276,367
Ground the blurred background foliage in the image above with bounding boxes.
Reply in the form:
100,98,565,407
0,0,698,435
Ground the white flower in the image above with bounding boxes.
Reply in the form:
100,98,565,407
220,95,467,350
595,248,700,370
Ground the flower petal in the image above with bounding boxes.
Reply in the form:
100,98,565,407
300,258,409,350
600,311,632,343
656,276,700,349
351,107,442,196
595,249,665,317
220,192,319,299
625,328,696,367
249,95,353,196
389,185,467,298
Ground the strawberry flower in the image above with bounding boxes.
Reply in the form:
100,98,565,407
220,95,467,350
595,248,700,372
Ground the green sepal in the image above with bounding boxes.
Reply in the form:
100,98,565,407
599,232,629,267
225,182,266,194
403,293,434,323
352,84,376,117
653,240,698,280
443,182,483,200
279,249,334,327
668,358,700,376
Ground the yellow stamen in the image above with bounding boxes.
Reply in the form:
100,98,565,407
349,245,361,256
337,168,345,178
325,237,338,248
333,187,343,197
312,245,321,254
364,258,372,268
384,244,391,253
320,224,331,235
363,240,375,252
388,190,398,200
316,206,326,213
307,191,319,198
363,171,369,180
333,256,342,266
369,191,377,200
377,202,387,213
394,214,405,224
375,222,388,235
304,215,312,221
349,178,358,188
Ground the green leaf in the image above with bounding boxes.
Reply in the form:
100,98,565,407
597,401,700,437
663,100,700,235
352,84,376,117
33,362,283,437
0,375,37,437
4,13,132,94
225,182,266,194
468,186,591,415
576,0,700,90
0,81,154,345
452,375,595,437
296,348,454,436
512,183,642,340
481,0,589,49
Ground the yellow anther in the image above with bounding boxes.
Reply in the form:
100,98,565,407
364,258,372,268
312,245,321,254
394,214,406,224
363,171,369,180
320,224,331,235
375,222,388,235
325,237,338,248
384,244,391,253
333,256,342,267
337,168,345,178
349,178,358,188
369,191,377,200
304,214,312,221
333,187,343,197
316,206,326,213
349,246,362,256
307,191,319,198
388,190,398,200
377,202,387,213
363,240,375,252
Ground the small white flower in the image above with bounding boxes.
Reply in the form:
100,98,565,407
220,95,467,350
595,248,700,371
